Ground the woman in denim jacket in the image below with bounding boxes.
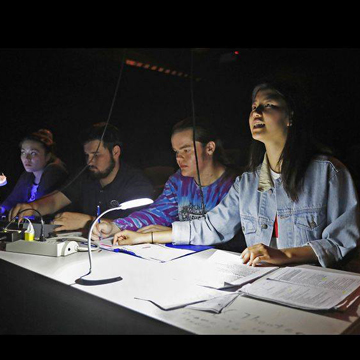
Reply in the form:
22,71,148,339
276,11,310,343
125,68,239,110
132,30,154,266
97,81,360,269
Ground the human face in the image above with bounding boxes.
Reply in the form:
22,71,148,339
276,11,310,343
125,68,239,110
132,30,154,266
20,140,50,174
171,129,210,178
84,140,116,180
249,88,292,145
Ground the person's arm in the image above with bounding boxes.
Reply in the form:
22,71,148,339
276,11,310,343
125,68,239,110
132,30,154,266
52,211,95,232
113,177,179,231
242,164,360,268
91,178,178,241
1,172,29,213
108,178,242,246
306,166,360,267
240,243,318,267
9,191,71,221
91,220,122,241
113,229,172,245
36,162,68,199
172,177,242,246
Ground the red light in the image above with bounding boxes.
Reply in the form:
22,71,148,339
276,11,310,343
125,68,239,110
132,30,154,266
126,59,136,66
234,51,239,55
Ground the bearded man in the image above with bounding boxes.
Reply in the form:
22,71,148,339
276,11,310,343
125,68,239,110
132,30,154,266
9,123,153,232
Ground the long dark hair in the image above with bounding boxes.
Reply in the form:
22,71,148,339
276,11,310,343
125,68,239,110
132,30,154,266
171,116,233,168
172,116,232,167
247,81,331,202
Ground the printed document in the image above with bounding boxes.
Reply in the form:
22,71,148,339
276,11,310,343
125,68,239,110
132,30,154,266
180,250,278,289
240,267,360,311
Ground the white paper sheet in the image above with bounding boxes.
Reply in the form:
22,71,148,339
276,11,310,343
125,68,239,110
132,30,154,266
186,292,242,313
99,239,194,262
181,250,278,289
134,278,228,310
240,267,360,311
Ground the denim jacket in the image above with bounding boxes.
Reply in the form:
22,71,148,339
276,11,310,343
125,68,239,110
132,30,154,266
172,155,360,268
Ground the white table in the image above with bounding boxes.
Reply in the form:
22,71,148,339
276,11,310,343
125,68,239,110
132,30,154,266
1,247,360,335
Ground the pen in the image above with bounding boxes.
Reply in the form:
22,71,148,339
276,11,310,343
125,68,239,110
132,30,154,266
113,248,136,256
81,241,97,248
97,205,102,241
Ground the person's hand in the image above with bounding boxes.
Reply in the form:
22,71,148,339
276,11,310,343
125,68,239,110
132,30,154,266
113,230,150,246
52,212,93,232
91,221,119,241
240,243,289,267
137,225,171,233
9,203,36,222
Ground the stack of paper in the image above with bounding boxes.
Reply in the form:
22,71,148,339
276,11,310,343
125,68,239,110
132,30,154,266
240,267,360,311
169,250,278,289
204,251,279,288
135,250,279,313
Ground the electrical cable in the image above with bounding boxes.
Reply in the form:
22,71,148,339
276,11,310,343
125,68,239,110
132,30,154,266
7,50,128,238
5,208,45,241
5,51,127,240
6,50,127,284
63,49,128,286
26,49,128,203
45,236,99,252
75,206,125,286
190,49,206,217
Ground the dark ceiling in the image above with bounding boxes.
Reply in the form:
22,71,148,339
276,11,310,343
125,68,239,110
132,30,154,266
1,47,360,197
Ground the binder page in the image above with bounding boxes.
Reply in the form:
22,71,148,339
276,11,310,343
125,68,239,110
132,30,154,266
204,250,279,288
240,267,360,311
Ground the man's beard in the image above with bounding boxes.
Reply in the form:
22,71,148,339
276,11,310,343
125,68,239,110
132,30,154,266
88,156,116,180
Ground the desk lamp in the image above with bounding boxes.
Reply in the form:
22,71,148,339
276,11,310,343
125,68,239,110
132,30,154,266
75,198,154,286
0,173,7,187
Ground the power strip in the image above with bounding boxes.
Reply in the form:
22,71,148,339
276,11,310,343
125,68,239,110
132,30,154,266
6,238,79,257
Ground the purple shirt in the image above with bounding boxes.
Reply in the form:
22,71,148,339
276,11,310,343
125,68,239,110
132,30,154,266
114,169,237,231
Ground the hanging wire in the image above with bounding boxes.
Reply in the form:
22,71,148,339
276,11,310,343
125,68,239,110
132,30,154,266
190,49,206,217
61,48,128,192
14,49,128,211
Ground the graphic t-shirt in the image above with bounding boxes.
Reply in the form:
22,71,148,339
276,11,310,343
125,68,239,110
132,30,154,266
28,182,40,202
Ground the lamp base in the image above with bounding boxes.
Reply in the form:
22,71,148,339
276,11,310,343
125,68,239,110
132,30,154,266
75,276,123,286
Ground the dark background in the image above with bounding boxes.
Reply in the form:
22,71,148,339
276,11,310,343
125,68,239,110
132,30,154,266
1,47,360,200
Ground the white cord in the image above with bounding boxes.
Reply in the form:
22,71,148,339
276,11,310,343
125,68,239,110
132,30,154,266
46,236,100,252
